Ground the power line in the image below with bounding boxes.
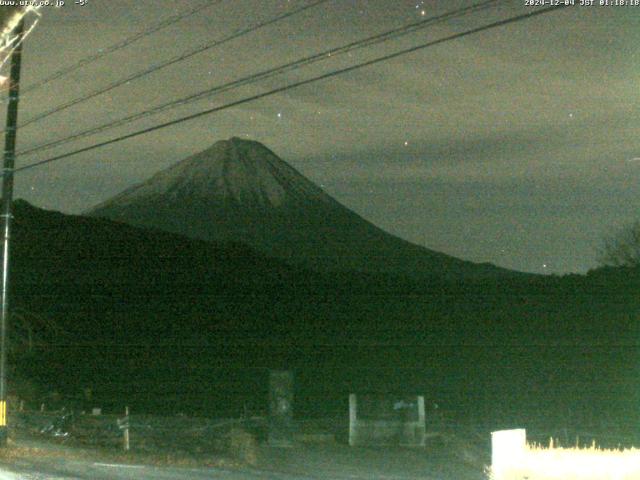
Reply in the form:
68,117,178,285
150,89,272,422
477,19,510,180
14,0,223,98
13,0,330,131
18,0,502,157
12,5,569,177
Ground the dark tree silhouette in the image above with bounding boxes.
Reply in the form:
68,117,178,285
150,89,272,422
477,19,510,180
597,221,640,268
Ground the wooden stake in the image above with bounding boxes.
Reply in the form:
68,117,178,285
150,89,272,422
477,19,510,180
123,406,130,451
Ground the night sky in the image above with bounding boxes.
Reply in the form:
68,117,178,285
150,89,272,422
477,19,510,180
3,0,639,274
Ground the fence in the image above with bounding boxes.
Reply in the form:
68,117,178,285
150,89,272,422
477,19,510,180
490,429,640,480
9,409,267,455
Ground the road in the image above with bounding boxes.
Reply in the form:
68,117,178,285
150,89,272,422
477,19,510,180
0,459,459,480
0,437,486,480
0,460,316,480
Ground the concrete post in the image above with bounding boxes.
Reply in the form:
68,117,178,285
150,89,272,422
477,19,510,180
416,395,426,446
491,428,526,479
348,393,357,446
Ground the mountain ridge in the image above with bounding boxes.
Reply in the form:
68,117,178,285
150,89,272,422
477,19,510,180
87,137,521,279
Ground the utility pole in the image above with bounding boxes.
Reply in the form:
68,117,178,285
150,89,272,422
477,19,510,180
0,19,25,447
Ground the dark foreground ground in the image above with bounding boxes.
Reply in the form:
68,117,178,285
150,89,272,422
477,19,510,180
0,432,488,480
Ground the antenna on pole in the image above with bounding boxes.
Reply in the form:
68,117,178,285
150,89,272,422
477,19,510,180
0,17,24,447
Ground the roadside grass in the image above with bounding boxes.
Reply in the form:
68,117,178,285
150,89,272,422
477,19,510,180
0,434,248,469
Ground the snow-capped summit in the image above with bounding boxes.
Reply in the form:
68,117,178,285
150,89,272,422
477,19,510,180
94,137,333,210
87,137,512,279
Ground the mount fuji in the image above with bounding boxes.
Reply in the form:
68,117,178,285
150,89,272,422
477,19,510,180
87,137,512,279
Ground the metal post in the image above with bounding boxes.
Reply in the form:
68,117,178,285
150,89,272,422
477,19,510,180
0,19,24,447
